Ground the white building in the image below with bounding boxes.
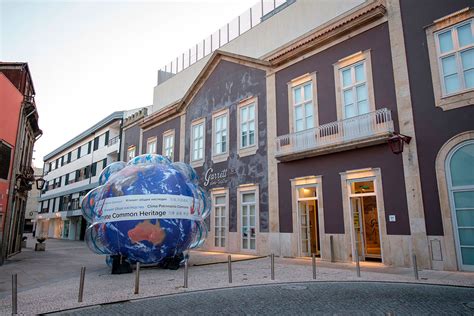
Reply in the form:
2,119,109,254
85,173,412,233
36,112,124,240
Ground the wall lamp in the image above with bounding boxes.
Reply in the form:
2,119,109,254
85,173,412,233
388,132,412,154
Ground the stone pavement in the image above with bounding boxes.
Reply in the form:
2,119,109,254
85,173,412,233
51,282,474,315
0,235,473,315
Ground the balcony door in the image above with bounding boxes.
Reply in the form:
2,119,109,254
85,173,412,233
340,61,372,140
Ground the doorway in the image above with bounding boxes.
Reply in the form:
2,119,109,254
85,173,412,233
297,186,320,257
349,179,381,261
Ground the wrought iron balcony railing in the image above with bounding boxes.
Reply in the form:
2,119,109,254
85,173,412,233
275,108,394,159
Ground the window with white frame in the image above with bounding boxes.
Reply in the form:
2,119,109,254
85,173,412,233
163,131,174,161
239,100,256,149
435,19,474,96
340,61,369,118
191,120,205,162
213,193,226,248
213,112,228,156
147,137,157,154
241,190,257,250
292,81,314,132
127,146,136,161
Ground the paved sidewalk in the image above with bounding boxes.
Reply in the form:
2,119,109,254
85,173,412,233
0,236,473,315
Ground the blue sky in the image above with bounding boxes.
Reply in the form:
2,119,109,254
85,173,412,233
1,0,256,166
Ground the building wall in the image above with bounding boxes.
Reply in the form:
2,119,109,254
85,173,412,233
142,116,180,160
400,0,474,236
184,60,268,233
0,74,22,232
122,123,141,160
275,22,409,234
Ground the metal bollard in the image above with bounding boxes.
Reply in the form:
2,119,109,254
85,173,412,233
12,274,17,315
312,254,317,280
184,259,189,288
134,262,140,294
355,247,361,278
228,255,232,283
78,267,86,303
270,253,275,280
330,235,335,263
412,254,419,280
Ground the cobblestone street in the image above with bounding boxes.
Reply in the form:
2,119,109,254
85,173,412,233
53,282,474,315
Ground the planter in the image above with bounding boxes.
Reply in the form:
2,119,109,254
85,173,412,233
35,243,46,251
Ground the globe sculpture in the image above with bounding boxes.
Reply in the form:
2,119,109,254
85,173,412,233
81,154,210,271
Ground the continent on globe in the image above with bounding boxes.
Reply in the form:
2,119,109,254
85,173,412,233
128,220,166,245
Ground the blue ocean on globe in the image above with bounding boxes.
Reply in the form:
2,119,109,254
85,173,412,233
81,154,210,265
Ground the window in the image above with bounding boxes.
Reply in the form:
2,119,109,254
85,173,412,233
147,137,157,154
127,146,136,161
70,149,78,162
293,81,314,131
66,171,76,185
191,119,205,165
334,51,375,121
213,193,227,248
163,130,175,161
212,109,229,162
427,8,474,110
79,142,89,158
340,62,369,118
238,98,258,157
0,141,12,180
238,186,258,251
436,20,474,96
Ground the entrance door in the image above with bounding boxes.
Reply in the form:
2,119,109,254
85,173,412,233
350,180,381,261
447,141,474,271
297,186,320,257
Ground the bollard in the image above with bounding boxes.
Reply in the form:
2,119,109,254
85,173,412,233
134,262,140,294
330,235,335,263
270,253,275,280
228,255,232,284
412,254,419,280
312,254,317,280
78,267,86,303
184,259,189,288
12,274,17,315
355,247,361,278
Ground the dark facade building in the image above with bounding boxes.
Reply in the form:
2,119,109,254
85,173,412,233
398,0,474,271
0,62,42,265
121,0,473,271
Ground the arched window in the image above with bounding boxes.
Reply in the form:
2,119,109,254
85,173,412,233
447,140,474,271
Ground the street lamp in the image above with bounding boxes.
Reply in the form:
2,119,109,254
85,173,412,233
35,177,46,190
388,132,412,154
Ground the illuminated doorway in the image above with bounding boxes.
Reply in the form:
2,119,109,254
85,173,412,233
297,185,320,257
349,179,381,261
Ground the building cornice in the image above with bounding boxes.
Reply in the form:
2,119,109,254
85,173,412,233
265,0,387,66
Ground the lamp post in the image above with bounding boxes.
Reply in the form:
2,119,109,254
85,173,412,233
388,132,412,154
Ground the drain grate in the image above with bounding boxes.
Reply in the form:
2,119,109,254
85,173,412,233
280,285,308,291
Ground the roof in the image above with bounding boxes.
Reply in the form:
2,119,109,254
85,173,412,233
0,62,36,95
141,50,270,129
44,111,124,161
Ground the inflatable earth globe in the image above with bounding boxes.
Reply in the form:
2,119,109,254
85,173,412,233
81,154,210,266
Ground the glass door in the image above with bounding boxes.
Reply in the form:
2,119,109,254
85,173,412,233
213,194,226,248
297,186,320,257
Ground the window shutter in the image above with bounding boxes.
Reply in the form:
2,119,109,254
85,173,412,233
93,137,99,150
88,141,92,154
75,170,80,180
105,131,110,145
67,152,71,163
61,156,64,166
91,162,97,176
103,159,107,169
77,146,81,158
65,173,69,184
85,166,90,178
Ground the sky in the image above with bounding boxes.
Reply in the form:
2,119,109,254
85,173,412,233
1,0,257,167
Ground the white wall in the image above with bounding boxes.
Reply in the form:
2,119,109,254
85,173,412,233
152,0,366,112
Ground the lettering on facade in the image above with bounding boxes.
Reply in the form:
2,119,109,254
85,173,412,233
203,168,236,187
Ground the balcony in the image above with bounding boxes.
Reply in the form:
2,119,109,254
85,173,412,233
275,108,394,161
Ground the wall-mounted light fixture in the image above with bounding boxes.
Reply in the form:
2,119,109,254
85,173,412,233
388,132,412,154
